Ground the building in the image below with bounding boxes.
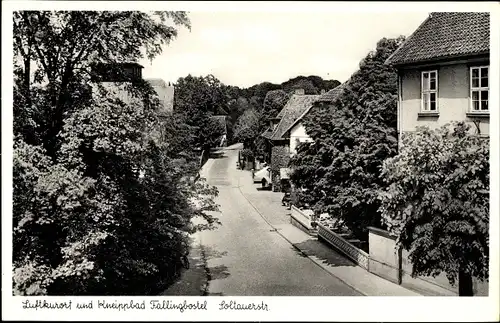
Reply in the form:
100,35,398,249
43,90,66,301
284,85,345,157
92,62,145,104
385,12,490,143
92,62,174,112
262,89,320,191
384,12,489,296
145,78,175,113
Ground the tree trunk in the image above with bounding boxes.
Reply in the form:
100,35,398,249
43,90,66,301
458,269,474,296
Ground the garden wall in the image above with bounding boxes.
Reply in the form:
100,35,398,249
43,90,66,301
368,227,489,296
318,223,369,270
290,206,317,235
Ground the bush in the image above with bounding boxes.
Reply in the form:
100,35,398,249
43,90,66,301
289,37,404,241
378,122,489,295
240,148,255,161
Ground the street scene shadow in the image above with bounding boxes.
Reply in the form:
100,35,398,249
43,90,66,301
206,292,224,296
208,264,231,280
209,154,227,159
160,244,207,296
293,239,356,267
202,244,228,261
291,247,309,258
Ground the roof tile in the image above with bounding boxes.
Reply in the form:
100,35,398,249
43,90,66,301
317,84,345,102
269,94,320,141
386,12,490,66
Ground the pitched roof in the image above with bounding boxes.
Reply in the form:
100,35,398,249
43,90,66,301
316,84,345,102
386,12,490,66
269,94,320,141
282,85,345,137
276,105,287,118
214,106,229,116
210,115,227,126
261,127,273,140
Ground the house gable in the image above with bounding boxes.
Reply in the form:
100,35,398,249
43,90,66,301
392,12,491,138
269,94,320,141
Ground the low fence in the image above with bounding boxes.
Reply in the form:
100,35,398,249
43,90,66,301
290,206,317,235
317,223,369,270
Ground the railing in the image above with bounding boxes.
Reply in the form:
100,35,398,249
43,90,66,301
318,223,369,270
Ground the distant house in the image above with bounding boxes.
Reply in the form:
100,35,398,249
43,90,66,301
385,12,490,145
284,85,345,157
92,62,175,113
145,78,175,113
92,62,145,104
262,88,320,191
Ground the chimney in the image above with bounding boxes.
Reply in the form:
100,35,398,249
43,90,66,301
294,88,305,95
320,89,326,95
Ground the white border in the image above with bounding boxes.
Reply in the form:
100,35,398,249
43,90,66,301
2,1,499,322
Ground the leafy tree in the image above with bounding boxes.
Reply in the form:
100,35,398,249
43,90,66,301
378,122,489,296
225,96,250,145
173,74,228,150
246,82,282,106
233,108,261,148
262,89,290,121
281,76,341,94
13,10,220,296
290,36,405,240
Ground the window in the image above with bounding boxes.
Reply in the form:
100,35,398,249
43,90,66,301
421,71,438,112
470,66,489,112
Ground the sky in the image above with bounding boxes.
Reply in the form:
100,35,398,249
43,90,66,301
140,11,429,88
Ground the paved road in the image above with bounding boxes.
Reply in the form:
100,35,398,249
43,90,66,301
193,144,361,296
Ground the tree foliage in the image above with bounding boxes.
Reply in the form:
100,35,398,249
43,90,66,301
262,90,290,123
13,10,190,156
378,122,489,292
13,10,220,296
233,108,261,147
289,36,405,240
173,74,228,150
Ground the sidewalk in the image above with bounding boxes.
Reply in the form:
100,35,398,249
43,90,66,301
161,159,217,296
237,167,421,296
160,237,208,296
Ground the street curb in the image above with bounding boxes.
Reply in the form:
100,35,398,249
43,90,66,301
237,182,367,296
